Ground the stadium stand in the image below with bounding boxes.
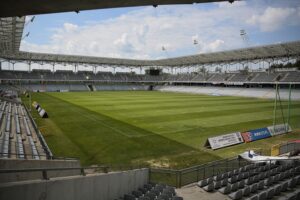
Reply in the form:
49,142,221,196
0,87,50,160
2,69,300,84
196,160,300,200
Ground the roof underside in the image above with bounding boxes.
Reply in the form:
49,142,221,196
0,1,300,67
1,41,300,67
0,0,229,17
0,17,25,53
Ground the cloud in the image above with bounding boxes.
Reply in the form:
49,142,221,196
20,0,300,60
247,7,300,32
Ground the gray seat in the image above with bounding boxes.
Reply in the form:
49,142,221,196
203,183,214,192
284,170,291,179
273,184,282,196
279,172,285,181
157,194,168,200
214,181,222,189
243,186,251,197
296,175,300,185
132,191,143,198
253,175,259,183
238,180,245,189
288,177,297,188
221,179,228,187
237,174,243,181
243,172,249,179
266,188,275,199
245,177,254,185
257,180,264,190
229,176,238,183
218,185,231,194
213,174,222,181
228,171,234,178
250,183,258,193
221,173,228,179
273,174,280,183
281,181,289,192
151,189,160,196
232,183,239,192
145,192,156,200
228,189,243,200
197,179,207,187
257,191,267,200
264,176,274,186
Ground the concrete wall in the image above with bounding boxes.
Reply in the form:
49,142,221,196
0,159,81,183
0,168,149,200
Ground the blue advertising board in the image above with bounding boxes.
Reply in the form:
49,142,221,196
241,127,271,143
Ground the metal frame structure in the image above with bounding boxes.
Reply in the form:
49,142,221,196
1,17,300,69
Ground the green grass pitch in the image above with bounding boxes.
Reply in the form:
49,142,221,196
24,91,300,168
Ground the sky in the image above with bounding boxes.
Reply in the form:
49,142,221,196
19,0,300,61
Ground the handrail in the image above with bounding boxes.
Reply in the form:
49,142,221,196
0,166,110,180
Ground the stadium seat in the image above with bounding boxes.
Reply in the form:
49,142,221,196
151,189,160,196
218,185,231,194
257,180,264,190
273,184,282,196
257,191,267,200
132,191,143,198
213,174,222,181
266,187,275,199
213,181,222,189
264,176,274,186
198,179,208,187
138,187,148,194
242,186,251,197
245,177,254,185
250,183,258,193
288,177,297,189
157,194,169,200
221,179,228,187
238,180,245,189
228,176,238,183
281,181,289,192
145,192,156,200
228,189,243,200
203,183,214,192
231,183,239,192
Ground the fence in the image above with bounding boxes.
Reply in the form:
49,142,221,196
271,141,300,156
149,156,251,188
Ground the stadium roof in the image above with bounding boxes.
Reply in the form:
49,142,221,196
1,41,300,67
0,17,25,53
0,0,233,17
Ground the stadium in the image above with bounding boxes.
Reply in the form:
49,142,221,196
0,0,300,200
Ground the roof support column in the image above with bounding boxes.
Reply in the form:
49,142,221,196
0,61,2,71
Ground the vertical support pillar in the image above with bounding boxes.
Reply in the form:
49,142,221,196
273,83,278,130
0,61,2,71
286,83,292,131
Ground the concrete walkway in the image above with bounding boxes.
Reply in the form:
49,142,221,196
175,183,230,200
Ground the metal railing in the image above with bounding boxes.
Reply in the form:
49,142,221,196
0,166,109,182
149,156,251,188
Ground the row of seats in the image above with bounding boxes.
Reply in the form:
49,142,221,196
115,183,183,200
0,99,47,160
198,161,300,200
1,70,300,83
